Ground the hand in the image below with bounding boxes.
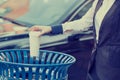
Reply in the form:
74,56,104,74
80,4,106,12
29,25,52,36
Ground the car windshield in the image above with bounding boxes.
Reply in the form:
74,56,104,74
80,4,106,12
0,0,85,26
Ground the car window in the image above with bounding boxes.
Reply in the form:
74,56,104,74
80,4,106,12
66,0,93,21
73,0,93,20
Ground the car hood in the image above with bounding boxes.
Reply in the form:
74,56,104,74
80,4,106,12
0,30,93,49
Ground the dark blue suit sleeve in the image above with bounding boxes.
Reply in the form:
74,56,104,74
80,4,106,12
51,25,63,34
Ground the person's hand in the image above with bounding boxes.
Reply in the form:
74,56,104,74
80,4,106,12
29,25,52,36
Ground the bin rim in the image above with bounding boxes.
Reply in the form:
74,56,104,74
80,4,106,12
0,49,76,67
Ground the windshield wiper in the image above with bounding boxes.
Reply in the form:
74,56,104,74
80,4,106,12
0,16,33,27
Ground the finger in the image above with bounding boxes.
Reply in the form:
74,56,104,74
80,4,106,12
29,27,39,31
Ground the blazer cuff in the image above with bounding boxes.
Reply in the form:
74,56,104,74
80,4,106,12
51,25,63,34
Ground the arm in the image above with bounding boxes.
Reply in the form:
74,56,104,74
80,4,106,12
52,0,98,33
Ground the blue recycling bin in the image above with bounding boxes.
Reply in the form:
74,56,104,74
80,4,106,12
0,49,76,80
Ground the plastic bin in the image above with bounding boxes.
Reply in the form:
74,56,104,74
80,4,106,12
0,49,76,80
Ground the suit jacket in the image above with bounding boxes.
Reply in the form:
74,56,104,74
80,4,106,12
88,0,120,80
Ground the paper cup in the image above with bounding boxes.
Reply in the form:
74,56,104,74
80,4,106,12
29,31,40,57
